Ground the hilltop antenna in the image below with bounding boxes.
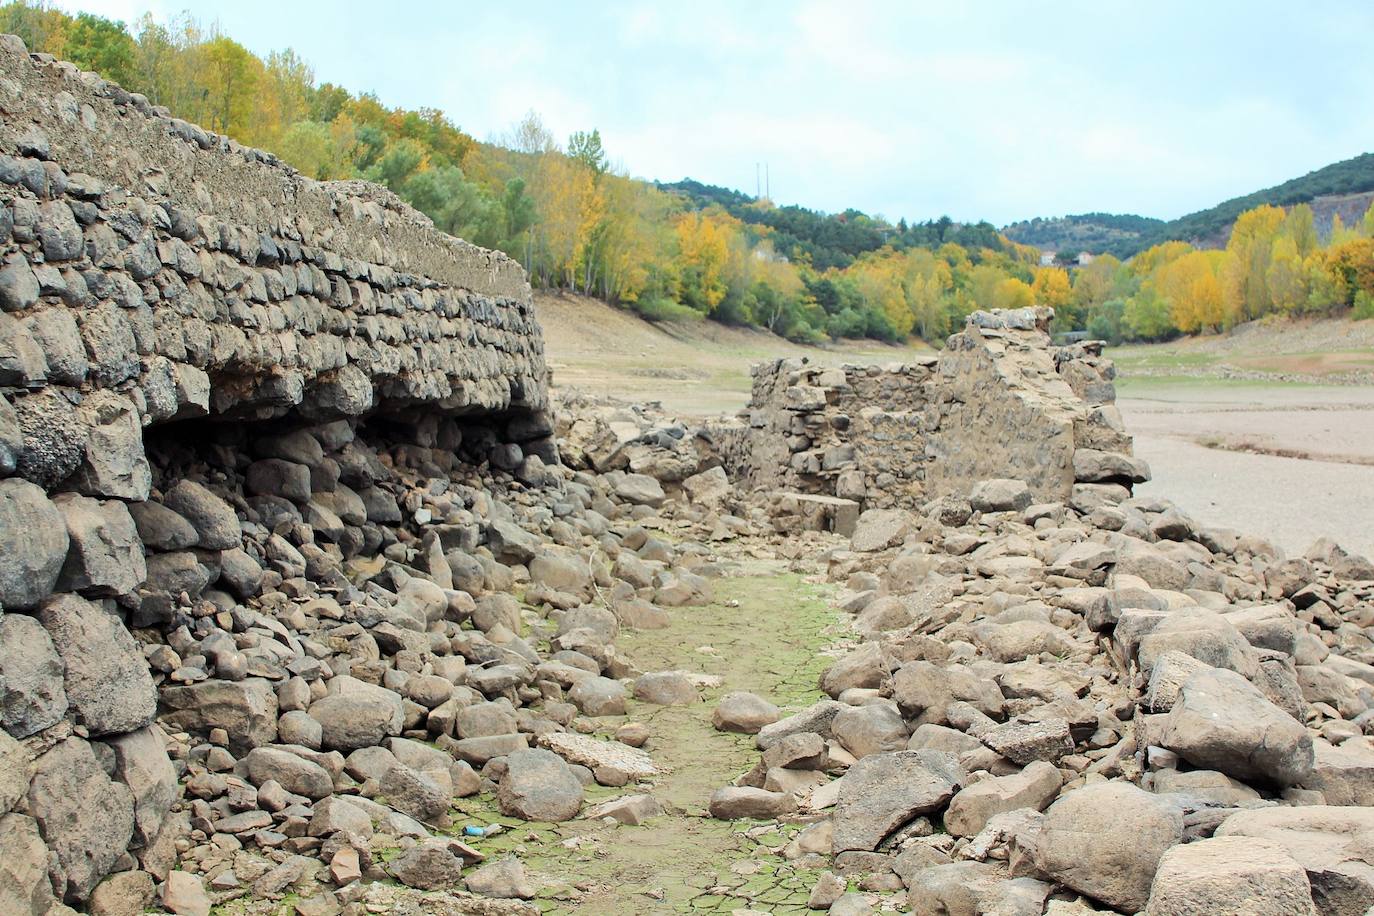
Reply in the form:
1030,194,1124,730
765,163,770,201
756,162,760,200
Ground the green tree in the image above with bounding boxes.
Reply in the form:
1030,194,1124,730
64,12,137,85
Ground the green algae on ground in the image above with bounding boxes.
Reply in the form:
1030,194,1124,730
455,561,846,914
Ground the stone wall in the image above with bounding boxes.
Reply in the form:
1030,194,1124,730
0,34,551,909
715,307,1147,514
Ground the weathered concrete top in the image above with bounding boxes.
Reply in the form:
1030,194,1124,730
0,32,547,491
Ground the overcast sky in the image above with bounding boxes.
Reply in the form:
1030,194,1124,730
69,0,1374,226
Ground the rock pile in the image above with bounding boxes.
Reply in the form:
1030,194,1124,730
709,421,1374,915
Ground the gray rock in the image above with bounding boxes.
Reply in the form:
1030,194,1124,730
68,391,149,500
832,702,910,759
832,750,965,853
159,678,278,755
945,761,1062,837
0,396,19,476
1033,781,1183,914
713,691,780,734
1159,666,1313,787
1215,806,1374,916
244,746,334,799
105,724,177,848
0,254,39,311
24,308,87,384
162,480,240,550
970,478,1032,513
892,661,1004,725
0,478,68,610
465,856,537,899
708,786,799,820
388,838,464,890
850,508,912,552
308,676,404,750
584,793,664,825
1144,835,1316,916
39,593,156,736
380,762,449,823
28,736,135,903
0,814,56,914
497,748,584,822
128,500,198,550
633,670,699,706
613,472,666,507
53,493,147,598
0,613,67,737
246,458,312,504
161,870,211,916
569,676,628,717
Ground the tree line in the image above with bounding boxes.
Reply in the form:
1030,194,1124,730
1,2,1371,347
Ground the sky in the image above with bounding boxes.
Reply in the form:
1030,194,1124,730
65,0,1374,226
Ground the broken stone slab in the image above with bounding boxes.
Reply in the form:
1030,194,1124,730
831,750,965,853
538,732,658,785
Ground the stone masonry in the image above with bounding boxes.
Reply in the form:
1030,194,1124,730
715,307,1148,518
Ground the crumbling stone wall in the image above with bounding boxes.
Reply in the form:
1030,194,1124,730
0,33,551,908
716,307,1146,513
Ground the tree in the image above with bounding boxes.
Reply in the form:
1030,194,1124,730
64,12,137,85
568,129,607,178
1032,266,1072,315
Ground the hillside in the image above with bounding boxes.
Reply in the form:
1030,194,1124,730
1001,212,1164,259
1005,152,1374,257
535,291,931,417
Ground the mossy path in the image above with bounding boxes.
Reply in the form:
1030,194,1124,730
452,559,846,914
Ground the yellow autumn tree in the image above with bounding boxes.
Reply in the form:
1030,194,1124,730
1158,250,1225,332
673,210,731,313
1032,266,1072,314
1221,204,1285,321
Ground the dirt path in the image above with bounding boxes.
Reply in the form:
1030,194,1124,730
448,556,846,914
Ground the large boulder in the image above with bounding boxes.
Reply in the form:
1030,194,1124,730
1144,835,1316,916
159,678,278,755
1215,806,1374,916
38,593,156,736
104,725,178,848
244,746,335,800
53,493,146,598
308,675,405,750
0,478,68,610
0,612,68,737
161,480,240,550
1033,781,1183,914
1158,666,1313,787
850,508,912,552
832,750,965,853
27,737,135,903
497,748,584,822
892,661,1004,724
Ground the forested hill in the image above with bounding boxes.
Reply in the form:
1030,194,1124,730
1005,152,1374,258
659,179,1005,271
1001,213,1164,260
